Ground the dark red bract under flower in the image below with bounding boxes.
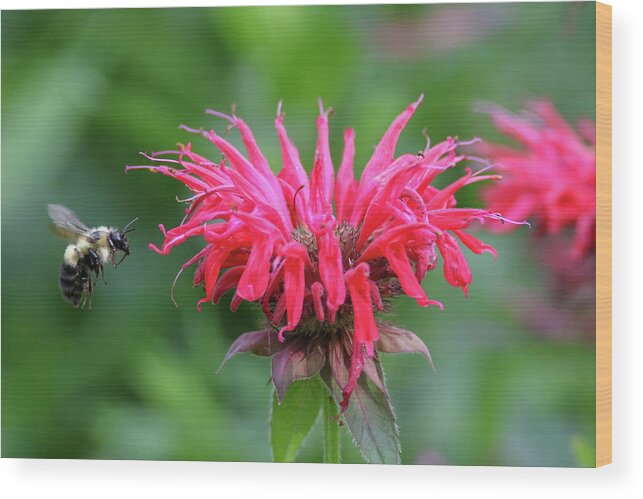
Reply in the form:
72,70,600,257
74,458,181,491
128,96,506,409
479,100,596,259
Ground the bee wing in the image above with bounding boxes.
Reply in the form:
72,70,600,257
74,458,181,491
48,204,93,241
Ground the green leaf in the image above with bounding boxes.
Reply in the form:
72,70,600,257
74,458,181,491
270,377,323,463
321,359,401,465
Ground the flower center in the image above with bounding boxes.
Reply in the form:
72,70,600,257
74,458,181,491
276,221,403,339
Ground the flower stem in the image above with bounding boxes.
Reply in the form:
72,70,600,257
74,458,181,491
322,390,341,464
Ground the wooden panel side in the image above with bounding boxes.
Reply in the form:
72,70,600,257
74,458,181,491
595,1,612,468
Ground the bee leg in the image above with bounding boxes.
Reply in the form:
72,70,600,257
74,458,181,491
86,276,94,310
108,238,117,268
86,248,106,285
95,262,106,286
100,262,108,285
87,247,99,261
81,282,88,310
114,251,127,267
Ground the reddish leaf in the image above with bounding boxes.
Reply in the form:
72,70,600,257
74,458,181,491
362,354,388,394
375,322,434,369
272,342,325,403
217,329,282,373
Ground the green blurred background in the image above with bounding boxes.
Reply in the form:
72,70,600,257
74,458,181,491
2,2,596,465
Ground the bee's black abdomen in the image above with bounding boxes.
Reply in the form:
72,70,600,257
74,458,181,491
59,262,87,307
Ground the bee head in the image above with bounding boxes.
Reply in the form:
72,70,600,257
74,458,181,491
110,231,130,256
110,217,138,267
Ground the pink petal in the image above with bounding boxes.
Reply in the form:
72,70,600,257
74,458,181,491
340,338,366,412
317,227,346,322
311,282,325,321
360,95,424,185
345,263,379,347
452,229,497,259
236,236,274,302
212,266,245,304
385,243,441,308
427,208,492,230
426,169,501,211
277,242,310,340
335,128,357,223
275,110,309,203
436,232,472,295
196,247,231,311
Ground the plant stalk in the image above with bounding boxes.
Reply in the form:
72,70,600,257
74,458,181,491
322,390,341,464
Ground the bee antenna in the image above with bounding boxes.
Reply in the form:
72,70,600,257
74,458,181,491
122,217,139,233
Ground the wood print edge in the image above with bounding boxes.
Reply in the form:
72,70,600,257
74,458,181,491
595,0,612,468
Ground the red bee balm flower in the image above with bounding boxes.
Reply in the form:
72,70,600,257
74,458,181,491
128,96,506,418
479,100,596,259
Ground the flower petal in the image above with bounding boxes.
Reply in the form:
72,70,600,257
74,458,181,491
275,108,309,202
335,128,357,223
311,281,325,322
436,231,472,295
211,266,245,304
452,229,497,259
277,242,311,339
309,102,334,211
360,95,424,185
317,227,346,322
343,263,381,410
385,243,440,308
236,236,274,302
196,247,231,311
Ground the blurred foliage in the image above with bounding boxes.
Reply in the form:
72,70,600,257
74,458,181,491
2,3,596,465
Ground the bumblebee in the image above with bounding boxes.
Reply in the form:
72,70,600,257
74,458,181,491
48,204,137,308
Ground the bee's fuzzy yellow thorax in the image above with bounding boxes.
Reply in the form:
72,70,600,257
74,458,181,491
76,239,92,254
87,227,115,264
97,245,111,264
